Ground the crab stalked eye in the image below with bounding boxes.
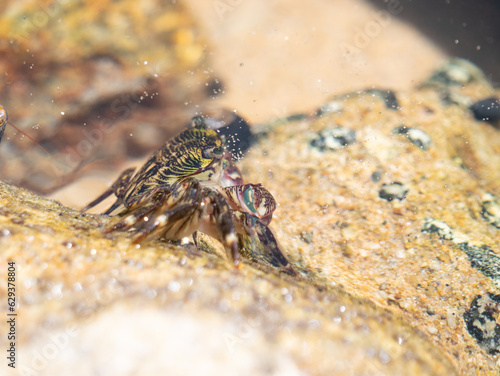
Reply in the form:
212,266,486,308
243,187,258,214
202,146,224,159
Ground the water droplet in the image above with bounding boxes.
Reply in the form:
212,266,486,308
168,281,180,292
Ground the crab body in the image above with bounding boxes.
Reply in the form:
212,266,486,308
83,116,294,274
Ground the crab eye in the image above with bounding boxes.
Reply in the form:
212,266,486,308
202,146,224,159
243,187,258,214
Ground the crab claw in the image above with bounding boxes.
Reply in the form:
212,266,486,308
237,212,296,276
0,105,7,144
221,184,276,225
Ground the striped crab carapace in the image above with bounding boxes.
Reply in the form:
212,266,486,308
83,116,295,275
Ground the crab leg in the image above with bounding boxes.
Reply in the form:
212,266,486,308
81,167,136,213
205,189,240,266
236,212,296,276
132,204,196,244
218,184,295,274
105,179,241,266
104,191,167,233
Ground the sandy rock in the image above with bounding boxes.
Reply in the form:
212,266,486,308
1,179,455,375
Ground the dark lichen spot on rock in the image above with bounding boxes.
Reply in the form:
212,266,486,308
393,126,432,151
464,293,500,354
299,231,314,244
379,182,409,202
420,58,495,109
316,100,344,116
423,58,487,87
422,218,500,285
481,193,500,229
310,126,356,152
364,88,399,110
422,218,454,240
282,113,310,123
371,171,382,182
470,97,500,126
458,243,500,282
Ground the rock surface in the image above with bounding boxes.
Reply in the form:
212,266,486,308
2,59,500,375
237,59,500,374
1,180,454,376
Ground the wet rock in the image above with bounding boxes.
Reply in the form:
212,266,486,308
310,126,356,151
379,182,409,201
393,126,432,151
464,293,500,354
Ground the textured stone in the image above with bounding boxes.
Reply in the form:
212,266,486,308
0,181,455,375
238,65,500,374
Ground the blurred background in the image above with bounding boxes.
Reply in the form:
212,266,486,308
0,0,498,207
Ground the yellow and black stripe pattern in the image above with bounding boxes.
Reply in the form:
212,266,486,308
124,119,224,205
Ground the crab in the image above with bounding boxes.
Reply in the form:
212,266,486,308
82,116,295,275
0,104,7,143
